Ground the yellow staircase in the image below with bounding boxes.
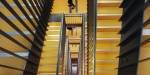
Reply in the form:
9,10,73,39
96,0,122,75
37,22,62,75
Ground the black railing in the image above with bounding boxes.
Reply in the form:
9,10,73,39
87,0,97,75
56,13,85,75
63,37,72,75
118,0,150,75
77,14,86,75
75,0,78,13
0,0,53,75
56,14,66,75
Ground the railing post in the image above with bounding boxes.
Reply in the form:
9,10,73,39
77,14,86,75
56,14,66,75
87,0,97,75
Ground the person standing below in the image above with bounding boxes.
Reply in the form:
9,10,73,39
68,0,75,9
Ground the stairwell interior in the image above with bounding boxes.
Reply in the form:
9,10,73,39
0,0,150,75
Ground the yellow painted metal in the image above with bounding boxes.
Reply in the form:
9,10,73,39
97,32,120,38
97,38,120,42
46,31,60,35
47,27,61,30
97,0,122,7
42,42,59,50
97,20,121,26
43,41,59,45
96,70,117,75
96,62,118,69
97,27,121,32
0,35,32,52
65,17,82,24
145,24,150,29
137,60,150,75
0,18,35,32
66,27,81,38
144,6,150,29
0,7,27,17
71,54,79,58
96,41,119,47
41,51,58,56
96,52,118,60
139,47,150,60
0,57,26,69
37,73,62,75
0,0,33,20
144,6,150,22
38,65,58,73
40,52,58,58
45,36,60,40
39,58,58,65
97,7,122,14
48,22,61,26
0,67,23,75
97,14,121,20
137,42,150,75
42,45,58,50
69,39,80,44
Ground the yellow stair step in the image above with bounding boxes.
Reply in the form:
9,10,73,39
37,73,62,75
46,31,60,35
47,26,61,30
39,59,57,65
38,65,62,73
44,41,59,45
48,22,61,26
45,36,60,40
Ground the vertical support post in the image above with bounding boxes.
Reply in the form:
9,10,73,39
87,0,97,75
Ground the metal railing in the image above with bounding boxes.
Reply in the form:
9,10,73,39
56,13,87,75
63,37,72,75
77,14,86,75
0,0,53,75
55,15,74,75
118,0,150,75
56,14,66,75
87,0,97,75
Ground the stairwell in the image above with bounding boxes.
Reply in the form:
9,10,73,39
38,22,62,75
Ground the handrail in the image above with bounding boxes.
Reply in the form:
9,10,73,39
78,14,86,75
64,37,72,75
75,0,78,13
56,14,66,75
78,38,83,75
87,0,97,75
56,14,86,75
